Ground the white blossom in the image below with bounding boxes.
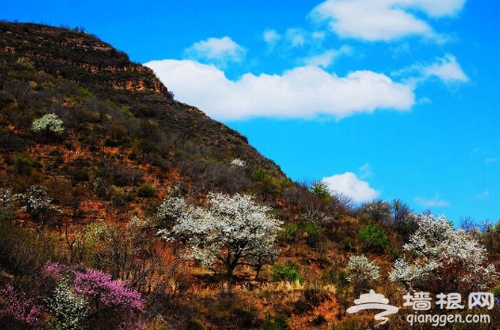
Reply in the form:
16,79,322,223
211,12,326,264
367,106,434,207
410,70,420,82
47,280,88,330
346,254,380,283
389,213,498,291
15,186,55,221
0,188,12,209
230,158,246,168
158,193,282,277
388,256,438,287
32,113,64,134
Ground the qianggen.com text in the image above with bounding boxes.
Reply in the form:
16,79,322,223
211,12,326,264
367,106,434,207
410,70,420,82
406,312,490,327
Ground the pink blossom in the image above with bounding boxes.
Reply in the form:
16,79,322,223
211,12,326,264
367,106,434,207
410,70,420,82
44,260,68,277
0,285,42,326
74,268,143,312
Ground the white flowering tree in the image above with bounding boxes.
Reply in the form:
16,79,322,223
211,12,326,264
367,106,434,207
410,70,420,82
32,113,64,135
15,185,55,223
389,213,498,293
0,188,12,210
230,158,246,168
47,280,88,330
158,192,283,279
346,255,380,296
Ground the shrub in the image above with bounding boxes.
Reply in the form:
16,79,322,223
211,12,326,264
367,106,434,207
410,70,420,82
6,152,37,176
251,167,269,182
294,285,329,314
358,223,388,253
110,186,134,206
309,181,331,199
389,213,499,293
302,223,323,248
32,113,64,134
272,263,304,283
343,238,357,252
279,223,298,242
136,184,155,198
15,185,55,223
0,129,28,152
47,280,88,330
72,170,90,183
202,294,257,329
186,319,207,330
346,255,380,296
73,268,143,312
264,312,290,330
0,284,42,327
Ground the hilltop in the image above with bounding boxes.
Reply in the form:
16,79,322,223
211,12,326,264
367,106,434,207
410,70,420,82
0,22,499,330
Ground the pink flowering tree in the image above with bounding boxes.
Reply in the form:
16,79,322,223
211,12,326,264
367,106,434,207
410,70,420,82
45,261,145,328
0,284,42,327
73,268,143,312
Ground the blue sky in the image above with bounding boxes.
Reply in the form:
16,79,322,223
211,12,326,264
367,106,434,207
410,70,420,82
3,0,500,225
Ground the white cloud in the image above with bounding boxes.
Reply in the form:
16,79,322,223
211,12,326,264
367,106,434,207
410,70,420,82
359,163,372,179
145,59,415,121
304,50,337,68
310,0,467,41
414,194,450,207
322,172,380,203
184,36,246,64
395,54,469,85
420,54,468,83
303,45,352,68
485,157,500,164
398,0,467,17
285,28,307,48
263,29,281,45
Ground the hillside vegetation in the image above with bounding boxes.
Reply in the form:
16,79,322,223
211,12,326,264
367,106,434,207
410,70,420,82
1,22,500,330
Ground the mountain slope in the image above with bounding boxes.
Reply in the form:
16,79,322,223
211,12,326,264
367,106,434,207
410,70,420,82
0,21,289,207
0,21,302,329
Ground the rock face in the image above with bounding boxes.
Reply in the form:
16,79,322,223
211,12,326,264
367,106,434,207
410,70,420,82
0,22,168,95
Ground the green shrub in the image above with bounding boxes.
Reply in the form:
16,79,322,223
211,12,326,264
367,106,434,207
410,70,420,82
73,169,90,182
6,152,36,176
343,238,357,252
137,184,156,198
323,268,350,293
251,167,269,182
202,295,257,329
0,212,15,222
491,282,500,297
110,186,134,206
309,181,331,199
279,223,298,242
358,224,388,253
272,263,304,283
302,223,322,248
127,150,137,160
186,319,206,330
264,312,290,330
